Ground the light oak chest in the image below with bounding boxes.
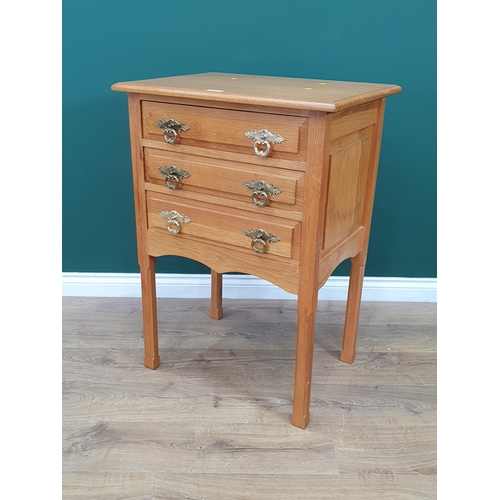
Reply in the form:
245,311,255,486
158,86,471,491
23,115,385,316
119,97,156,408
112,73,401,428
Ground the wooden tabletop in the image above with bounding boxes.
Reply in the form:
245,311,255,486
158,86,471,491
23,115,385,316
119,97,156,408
111,72,401,112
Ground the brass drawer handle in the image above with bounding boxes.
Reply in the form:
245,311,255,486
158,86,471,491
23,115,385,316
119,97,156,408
156,118,190,144
243,180,282,206
158,165,191,190
243,228,280,254
159,210,191,234
244,129,285,158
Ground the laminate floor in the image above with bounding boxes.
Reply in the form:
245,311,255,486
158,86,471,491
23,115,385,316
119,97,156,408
62,297,437,499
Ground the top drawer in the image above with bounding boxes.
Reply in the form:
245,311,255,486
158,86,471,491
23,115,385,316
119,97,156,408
141,101,308,162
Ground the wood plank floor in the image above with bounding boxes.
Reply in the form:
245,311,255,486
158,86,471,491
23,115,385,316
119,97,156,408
62,297,436,499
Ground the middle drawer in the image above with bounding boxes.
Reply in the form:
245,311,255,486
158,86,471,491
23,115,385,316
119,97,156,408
144,148,304,210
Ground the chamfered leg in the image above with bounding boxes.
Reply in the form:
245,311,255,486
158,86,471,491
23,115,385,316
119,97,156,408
340,252,365,364
210,270,223,320
291,288,319,429
140,256,160,369
291,110,331,429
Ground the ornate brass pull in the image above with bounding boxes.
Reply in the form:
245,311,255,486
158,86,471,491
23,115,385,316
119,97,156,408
243,180,282,206
243,228,280,254
159,210,191,234
244,129,285,158
158,165,191,190
156,118,189,144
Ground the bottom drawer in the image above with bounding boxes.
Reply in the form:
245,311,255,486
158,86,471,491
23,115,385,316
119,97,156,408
147,228,300,295
146,191,300,259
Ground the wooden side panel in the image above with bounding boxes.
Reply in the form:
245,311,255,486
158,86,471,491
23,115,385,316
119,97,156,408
340,99,387,364
329,101,378,141
322,133,372,251
358,100,386,262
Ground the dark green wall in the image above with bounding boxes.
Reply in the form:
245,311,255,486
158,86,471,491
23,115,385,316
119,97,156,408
63,0,436,278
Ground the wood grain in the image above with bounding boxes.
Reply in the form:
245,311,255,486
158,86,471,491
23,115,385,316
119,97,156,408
139,256,160,369
142,101,305,155
146,230,301,295
210,270,223,320
144,181,303,222
340,253,365,364
144,147,304,209
359,99,387,259
62,472,155,500
63,297,436,499
115,78,401,430
152,473,436,500
141,138,307,172
329,101,378,141
63,420,338,475
136,92,311,117
112,72,402,112
318,228,365,289
341,99,387,363
292,112,331,428
127,93,148,267
128,93,160,369
323,135,372,250
146,191,300,259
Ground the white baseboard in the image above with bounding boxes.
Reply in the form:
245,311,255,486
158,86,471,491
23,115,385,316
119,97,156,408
62,273,436,302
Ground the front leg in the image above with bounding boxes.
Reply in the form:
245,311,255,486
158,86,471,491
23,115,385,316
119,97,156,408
140,256,160,369
291,288,319,429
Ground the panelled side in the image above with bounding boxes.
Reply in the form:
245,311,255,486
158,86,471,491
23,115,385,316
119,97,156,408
318,100,384,284
322,130,372,250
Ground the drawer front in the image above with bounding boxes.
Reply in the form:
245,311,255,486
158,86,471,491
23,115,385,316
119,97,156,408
142,101,307,160
144,148,304,209
146,191,300,259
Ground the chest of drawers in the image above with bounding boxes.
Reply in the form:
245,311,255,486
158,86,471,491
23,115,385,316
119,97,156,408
112,73,401,428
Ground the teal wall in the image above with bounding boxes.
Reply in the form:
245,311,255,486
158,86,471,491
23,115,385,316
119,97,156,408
63,0,436,278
